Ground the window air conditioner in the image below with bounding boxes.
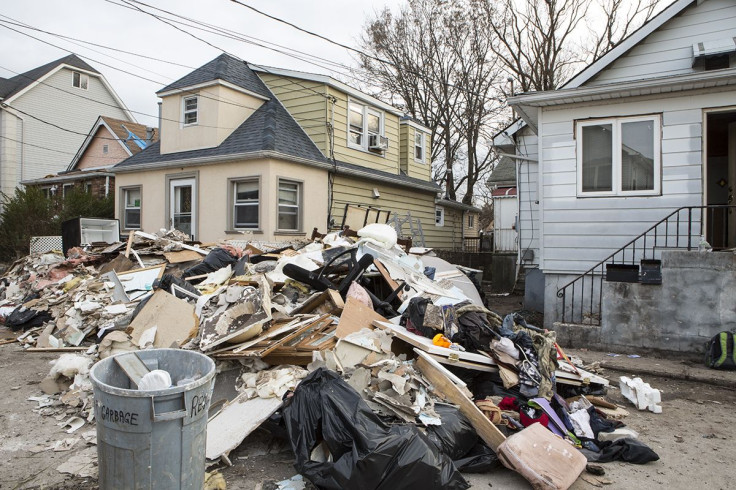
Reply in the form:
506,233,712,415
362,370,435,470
368,135,389,151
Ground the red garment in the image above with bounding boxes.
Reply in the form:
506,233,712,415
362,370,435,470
519,411,550,428
498,396,519,411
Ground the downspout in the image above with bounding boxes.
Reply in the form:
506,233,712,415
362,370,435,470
105,175,110,197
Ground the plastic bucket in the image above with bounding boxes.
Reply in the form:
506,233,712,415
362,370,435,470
90,349,216,490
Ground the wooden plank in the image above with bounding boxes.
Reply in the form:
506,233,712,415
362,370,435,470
164,249,204,264
426,353,499,374
113,352,150,388
26,347,88,352
373,320,496,365
336,297,387,339
247,315,331,358
415,353,507,451
135,231,208,255
374,259,404,300
124,231,134,258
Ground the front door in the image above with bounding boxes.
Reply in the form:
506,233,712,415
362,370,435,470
705,111,736,249
169,178,196,240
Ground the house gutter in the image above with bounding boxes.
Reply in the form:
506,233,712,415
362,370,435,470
508,68,736,108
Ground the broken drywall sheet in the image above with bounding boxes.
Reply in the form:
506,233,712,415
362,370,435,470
127,290,199,349
205,395,282,461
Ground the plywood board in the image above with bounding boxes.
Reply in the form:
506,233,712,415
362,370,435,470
336,297,387,339
415,351,507,451
127,290,199,348
206,395,282,460
163,249,204,264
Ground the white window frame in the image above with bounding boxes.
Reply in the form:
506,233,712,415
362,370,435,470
72,71,88,90
182,95,199,126
277,179,301,232
435,206,445,227
347,99,384,154
467,214,474,228
62,183,74,197
414,131,425,163
123,187,142,230
576,115,661,197
232,179,260,230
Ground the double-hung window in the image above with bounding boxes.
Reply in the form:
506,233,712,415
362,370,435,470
232,180,259,229
278,180,301,231
414,131,425,163
348,101,384,152
577,115,661,196
123,187,141,230
72,71,88,90
435,206,445,227
183,96,198,126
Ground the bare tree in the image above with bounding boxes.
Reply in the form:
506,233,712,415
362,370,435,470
360,0,504,203
587,0,660,61
484,0,664,93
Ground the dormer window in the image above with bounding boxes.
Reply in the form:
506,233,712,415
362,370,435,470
183,95,198,126
348,100,385,153
414,131,425,163
72,71,88,90
692,38,735,71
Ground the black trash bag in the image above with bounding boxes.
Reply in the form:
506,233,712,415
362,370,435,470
583,438,659,464
6,305,52,331
182,247,238,282
283,368,469,490
426,404,500,474
453,442,501,473
426,405,478,460
400,297,433,338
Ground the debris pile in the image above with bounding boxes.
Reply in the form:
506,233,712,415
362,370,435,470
0,225,661,489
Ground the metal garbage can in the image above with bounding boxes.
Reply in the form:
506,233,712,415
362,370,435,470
90,349,216,490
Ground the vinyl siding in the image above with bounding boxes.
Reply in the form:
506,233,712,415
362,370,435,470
589,0,736,86
9,67,130,189
331,174,461,249
400,123,431,181
536,88,736,274
257,74,329,155
516,127,540,266
329,87,401,174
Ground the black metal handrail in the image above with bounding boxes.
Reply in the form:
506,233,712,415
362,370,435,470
556,205,736,325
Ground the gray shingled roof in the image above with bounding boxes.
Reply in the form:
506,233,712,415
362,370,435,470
487,156,517,186
157,54,271,98
115,57,328,170
335,160,441,193
0,54,99,100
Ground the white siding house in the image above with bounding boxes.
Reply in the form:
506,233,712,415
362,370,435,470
0,55,133,199
496,0,736,326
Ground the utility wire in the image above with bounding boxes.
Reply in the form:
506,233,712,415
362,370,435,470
0,22,333,129
228,0,502,103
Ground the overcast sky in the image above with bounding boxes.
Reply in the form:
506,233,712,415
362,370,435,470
0,0,397,127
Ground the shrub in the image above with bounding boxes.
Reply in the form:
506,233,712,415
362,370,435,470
0,186,115,261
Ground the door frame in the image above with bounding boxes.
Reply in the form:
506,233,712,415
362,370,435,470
165,171,199,240
703,106,736,248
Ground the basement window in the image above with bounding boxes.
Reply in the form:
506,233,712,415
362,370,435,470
576,115,661,197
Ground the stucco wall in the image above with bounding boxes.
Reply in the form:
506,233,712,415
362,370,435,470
552,250,736,354
114,159,328,242
159,84,265,154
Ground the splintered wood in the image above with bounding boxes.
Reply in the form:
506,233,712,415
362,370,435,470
212,314,337,365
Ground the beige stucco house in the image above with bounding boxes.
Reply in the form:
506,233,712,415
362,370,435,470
113,54,478,247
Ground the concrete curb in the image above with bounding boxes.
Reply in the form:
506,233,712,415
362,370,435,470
597,361,736,390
